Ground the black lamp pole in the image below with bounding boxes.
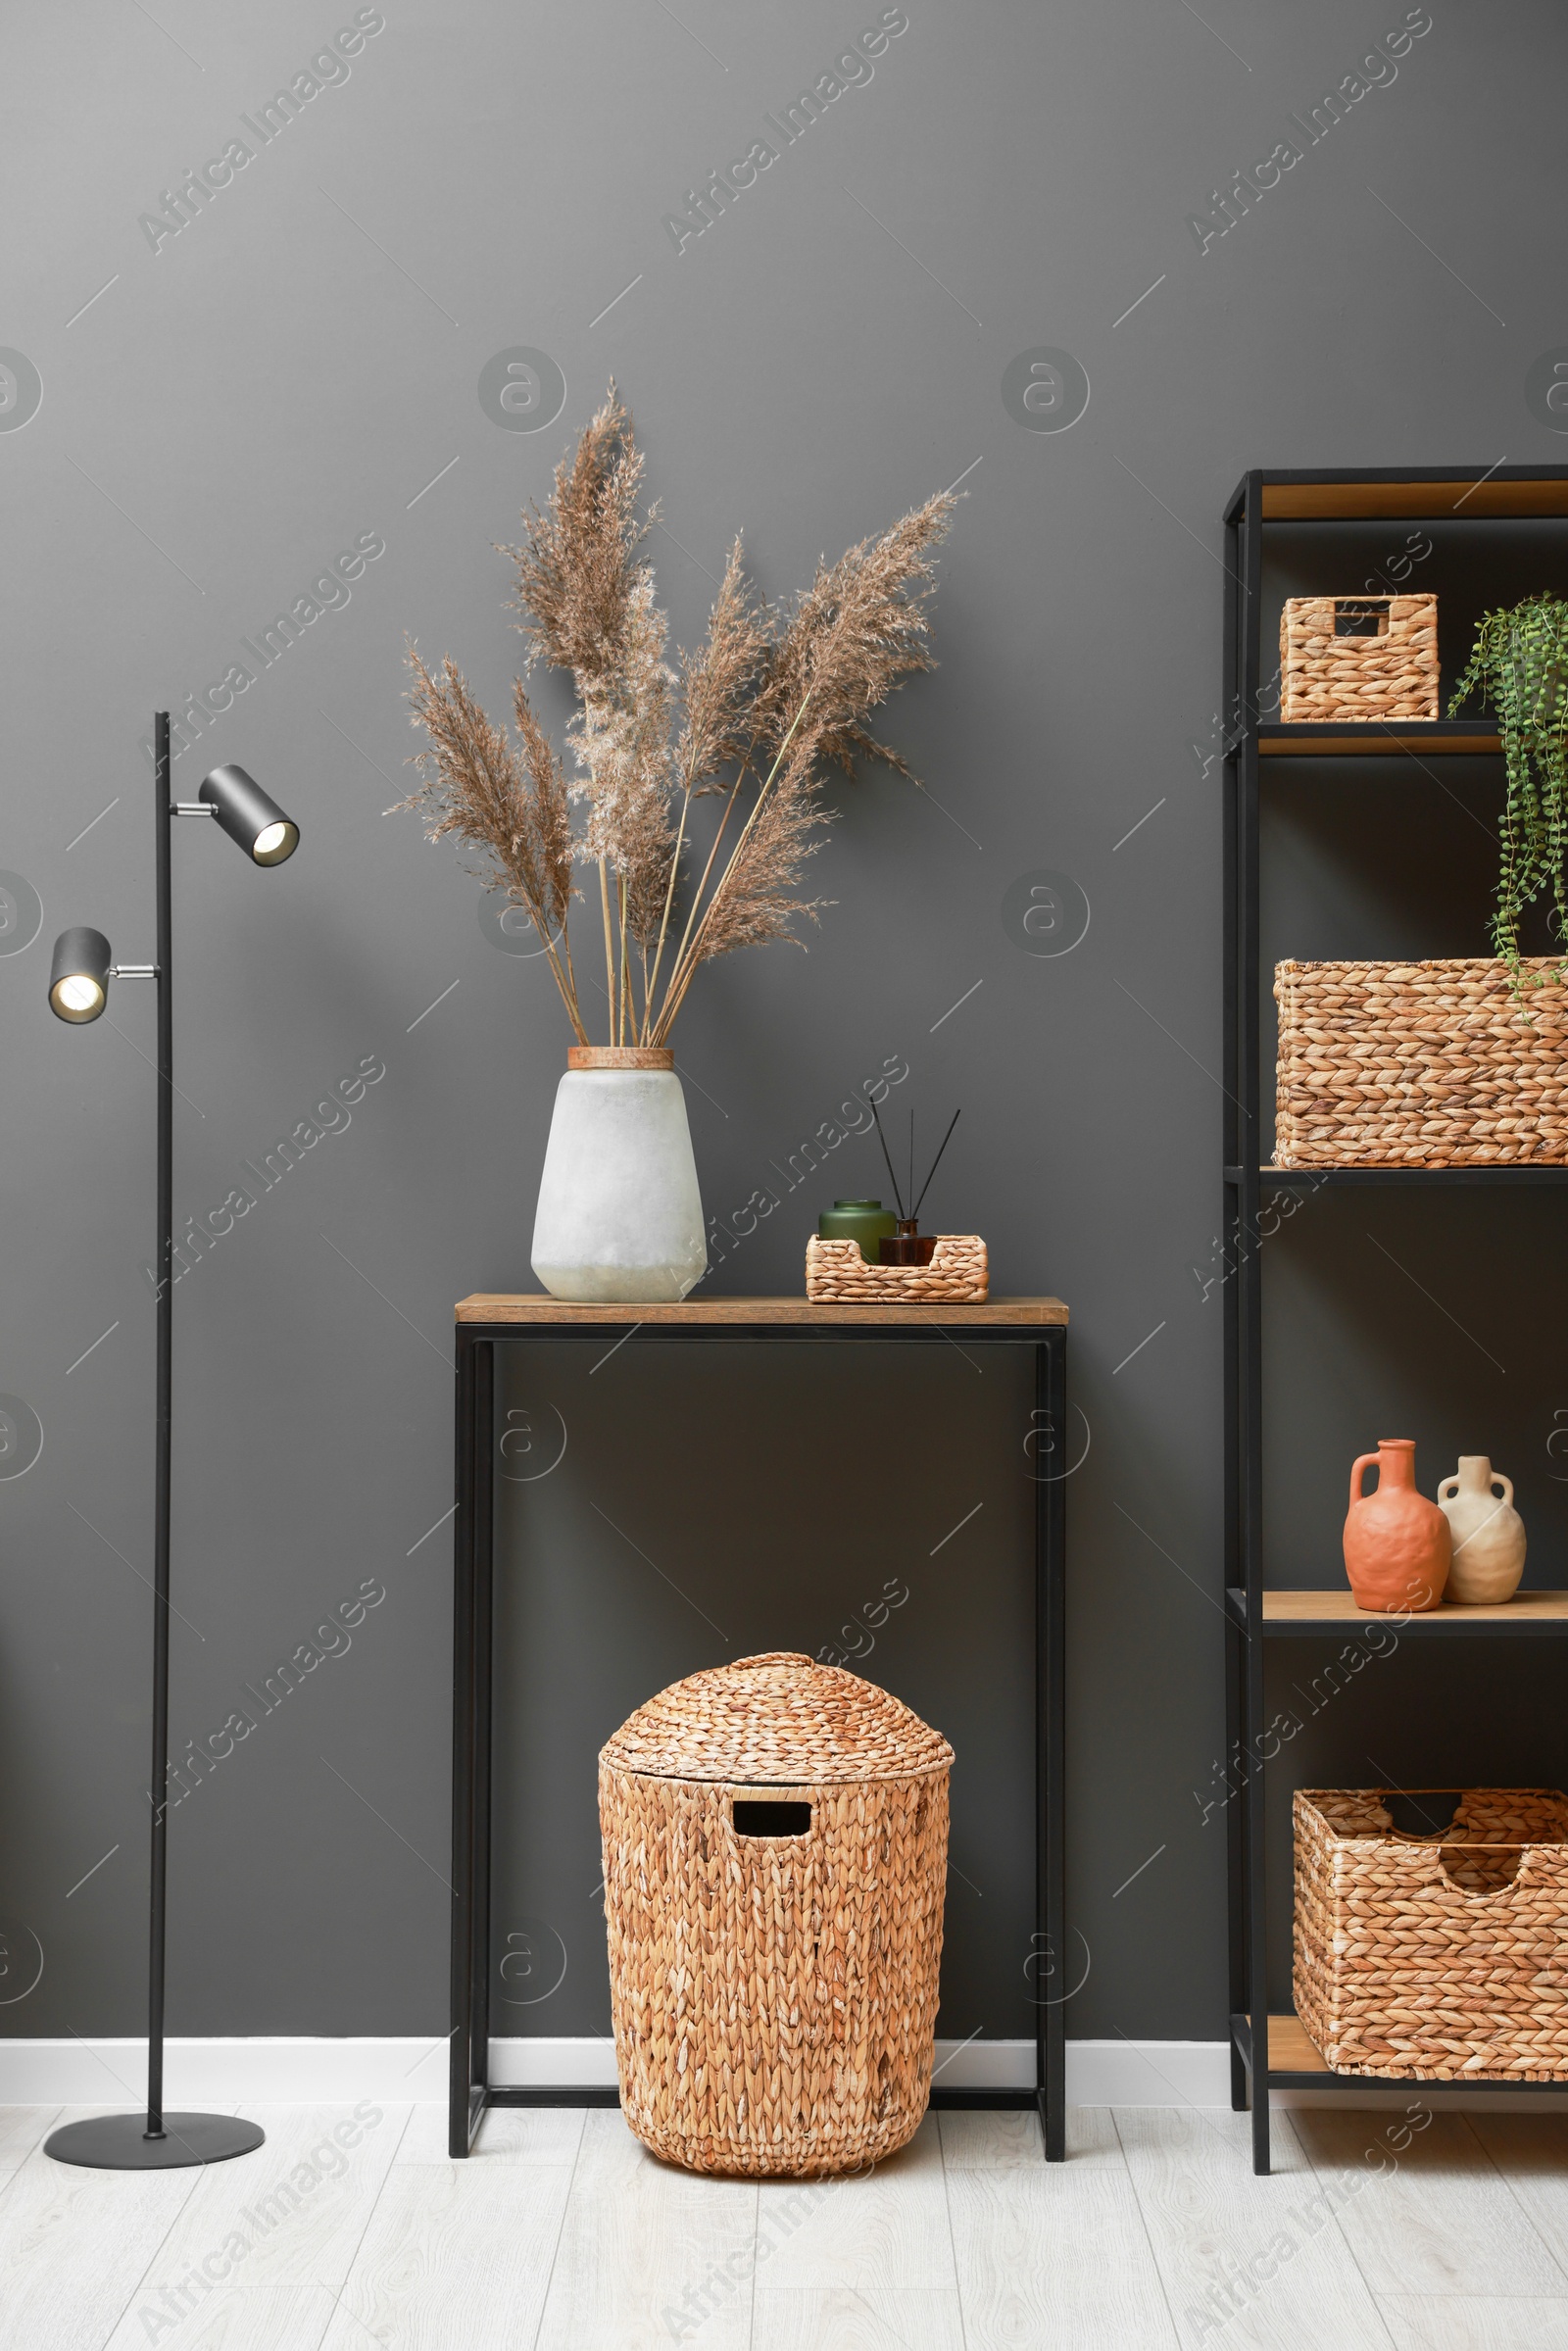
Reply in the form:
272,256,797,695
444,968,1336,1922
148,705,174,2142
45,712,298,2171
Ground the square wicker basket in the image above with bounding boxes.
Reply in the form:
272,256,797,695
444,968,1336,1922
1274,957,1568,1166
1294,1788,1568,2080
1279,594,1439,721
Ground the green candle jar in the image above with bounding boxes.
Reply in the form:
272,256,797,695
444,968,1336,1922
817,1198,898,1264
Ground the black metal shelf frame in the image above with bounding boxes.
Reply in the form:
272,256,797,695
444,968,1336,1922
1230,2016,1568,2096
449,1314,1068,2163
1221,465,1568,2174
1225,1165,1568,1190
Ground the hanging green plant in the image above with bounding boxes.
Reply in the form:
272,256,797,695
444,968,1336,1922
1449,592,1568,987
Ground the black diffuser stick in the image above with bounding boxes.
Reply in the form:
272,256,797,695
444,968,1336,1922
868,1095,906,1218
911,1106,962,1220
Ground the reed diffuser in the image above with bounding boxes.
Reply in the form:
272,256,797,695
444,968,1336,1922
868,1102,961,1265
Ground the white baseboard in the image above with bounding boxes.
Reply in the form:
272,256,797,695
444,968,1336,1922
492,2036,618,2089
6,2035,1567,2114
0,2037,454,2107
1066,2038,1229,2107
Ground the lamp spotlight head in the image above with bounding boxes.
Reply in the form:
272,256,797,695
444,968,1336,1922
199,764,300,866
48,926,112,1023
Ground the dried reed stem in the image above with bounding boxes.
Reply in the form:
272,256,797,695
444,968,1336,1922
598,858,616,1046
650,694,812,1042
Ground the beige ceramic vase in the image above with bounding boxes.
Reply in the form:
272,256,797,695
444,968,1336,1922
1437,1456,1526,1603
1343,1439,1450,1612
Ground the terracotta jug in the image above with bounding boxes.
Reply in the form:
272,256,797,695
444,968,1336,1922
1343,1440,1450,1613
1438,1456,1526,1603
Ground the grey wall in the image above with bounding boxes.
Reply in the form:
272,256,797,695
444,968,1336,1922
4,0,1566,2047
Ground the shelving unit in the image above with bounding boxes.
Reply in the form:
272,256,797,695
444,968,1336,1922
1221,465,1568,2173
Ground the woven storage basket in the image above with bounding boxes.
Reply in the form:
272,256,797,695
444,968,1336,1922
1294,1788,1568,2079
1274,958,1568,1165
805,1235,988,1302
600,1651,953,2176
1279,594,1439,721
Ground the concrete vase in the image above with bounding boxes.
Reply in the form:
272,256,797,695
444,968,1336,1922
530,1048,707,1303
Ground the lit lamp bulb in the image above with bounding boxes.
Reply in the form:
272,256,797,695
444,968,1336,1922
48,926,112,1024
252,819,296,864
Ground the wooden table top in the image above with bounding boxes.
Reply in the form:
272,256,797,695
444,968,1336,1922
455,1295,1068,1327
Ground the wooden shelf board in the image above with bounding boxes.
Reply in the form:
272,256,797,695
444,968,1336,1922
1256,2014,1568,2090
1267,2015,1330,2074
1258,476,1568,521
455,1294,1068,1327
1228,1164,1568,1188
1260,1589,1568,1631
1258,722,1499,758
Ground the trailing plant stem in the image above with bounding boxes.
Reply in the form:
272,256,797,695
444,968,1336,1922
1450,595,1568,990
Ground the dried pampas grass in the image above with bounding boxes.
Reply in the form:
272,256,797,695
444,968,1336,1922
396,384,955,1045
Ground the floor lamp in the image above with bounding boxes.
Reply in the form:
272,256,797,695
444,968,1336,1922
43,711,299,2171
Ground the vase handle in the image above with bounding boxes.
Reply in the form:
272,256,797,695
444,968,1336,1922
1494,1473,1515,1506
1438,1477,1459,1503
1349,1451,1382,1510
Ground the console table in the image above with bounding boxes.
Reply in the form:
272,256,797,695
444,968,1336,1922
449,1294,1069,2160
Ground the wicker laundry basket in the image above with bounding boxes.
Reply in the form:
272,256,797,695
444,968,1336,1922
1274,957,1568,1166
1279,594,1439,721
1294,1788,1568,2079
599,1651,953,2176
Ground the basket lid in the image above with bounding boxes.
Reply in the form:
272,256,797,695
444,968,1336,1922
600,1651,954,1784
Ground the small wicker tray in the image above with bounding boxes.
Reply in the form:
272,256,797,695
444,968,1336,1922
805,1235,988,1303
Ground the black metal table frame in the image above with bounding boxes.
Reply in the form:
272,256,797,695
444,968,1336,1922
449,1313,1068,2161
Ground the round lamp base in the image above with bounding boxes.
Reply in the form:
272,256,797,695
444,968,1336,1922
45,2111,266,2170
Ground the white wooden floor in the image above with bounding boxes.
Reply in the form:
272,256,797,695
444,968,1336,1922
4,2099,1568,2349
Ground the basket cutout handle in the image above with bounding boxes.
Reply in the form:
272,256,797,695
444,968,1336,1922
1383,1788,1462,1837
731,1797,813,1838
1436,1842,1526,1896
1334,599,1391,637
